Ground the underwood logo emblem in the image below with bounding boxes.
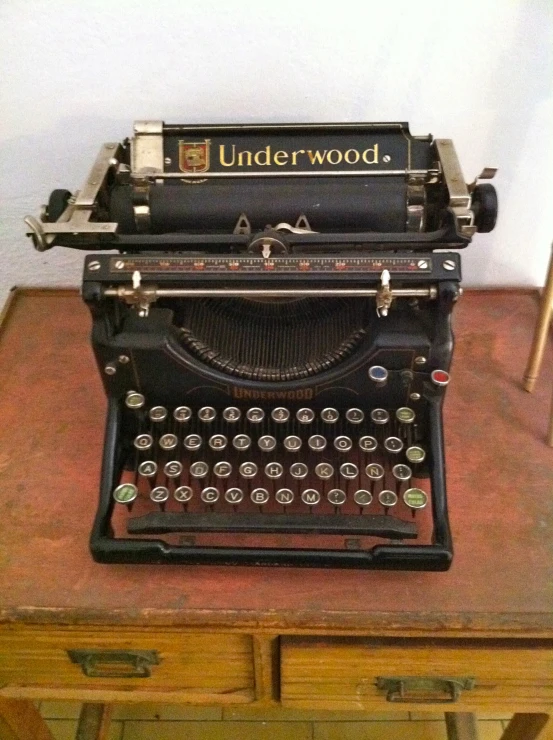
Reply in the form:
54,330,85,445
178,139,211,173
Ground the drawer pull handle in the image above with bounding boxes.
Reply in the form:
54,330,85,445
376,676,475,703
68,650,161,678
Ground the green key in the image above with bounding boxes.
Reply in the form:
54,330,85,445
406,445,426,464
403,487,428,509
396,407,415,424
113,483,138,504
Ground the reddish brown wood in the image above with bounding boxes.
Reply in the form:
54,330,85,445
0,289,552,633
501,713,553,740
0,699,55,740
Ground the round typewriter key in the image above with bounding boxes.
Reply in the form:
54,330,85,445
246,407,265,423
315,462,334,480
308,434,327,452
239,461,258,479
138,460,157,477
113,483,138,504
251,488,270,505
403,487,428,509
290,462,308,479
359,435,378,453
301,488,321,506
159,433,178,450
283,435,302,452
321,407,339,423
222,406,241,422
258,435,277,452
406,445,426,464
198,406,216,422
190,461,209,478
174,485,193,502
214,461,232,478
275,488,295,505
224,487,244,504
431,369,450,387
354,489,373,506
345,408,364,424
296,408,315,424
384,436,404,454
173,406,192,422
209,434,228,450
134,433,153,450
184,434,202,451
233,434,251,451
265,462,284,479
378,489,398,507
164,460,183,478
392,463,412,482
368,365,388,384
150,486,170,503
370,408,389,425
340,462,359,479
201,487,220,503
334,435,353,452
327,488,347,506
365,463,385,481
271,407,290,423
396,407,415,424
149,406,168,422
126,392,145,409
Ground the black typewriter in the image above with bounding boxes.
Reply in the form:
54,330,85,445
25,121,497,570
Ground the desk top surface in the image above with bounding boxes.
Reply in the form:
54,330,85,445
0,288,551,636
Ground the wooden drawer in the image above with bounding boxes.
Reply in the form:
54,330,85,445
0,626,254,702
281,637,553,712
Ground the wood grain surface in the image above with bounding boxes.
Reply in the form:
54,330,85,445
0,289,551,634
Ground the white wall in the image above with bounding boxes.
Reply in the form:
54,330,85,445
1,0,552,306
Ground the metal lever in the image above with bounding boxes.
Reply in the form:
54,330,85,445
376,269,393,317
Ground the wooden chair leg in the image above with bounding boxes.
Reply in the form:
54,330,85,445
76,703,112,740
501,713,553,740
445,712,480,740
523,244,553,393
0,698,55,740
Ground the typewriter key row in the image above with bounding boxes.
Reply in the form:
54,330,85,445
126,397,417,427
134,459,414,483
133,432,425,459
114,482,428,509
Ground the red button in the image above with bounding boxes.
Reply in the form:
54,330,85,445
431,369,450,386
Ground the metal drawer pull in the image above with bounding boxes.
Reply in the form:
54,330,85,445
68,650,160,678
376,676,475,703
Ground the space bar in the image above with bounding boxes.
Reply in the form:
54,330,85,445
127,513,418,539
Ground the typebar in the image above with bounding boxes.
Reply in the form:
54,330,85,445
127,512,417,539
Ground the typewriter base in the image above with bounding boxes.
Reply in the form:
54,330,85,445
90,397,452,571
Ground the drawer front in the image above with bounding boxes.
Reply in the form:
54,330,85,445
0,627,254,701
281,637,553,710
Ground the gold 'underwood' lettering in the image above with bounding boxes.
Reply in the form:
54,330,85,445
326,149,342,164
306,150,327,165
291,149,305,164
254,146,271,165
219,144,235,167
345,148,360,163
238,150,253,166
362,144,379,164
273,150,289,165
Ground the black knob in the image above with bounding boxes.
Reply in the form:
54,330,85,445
47,189,72,222
472,184,498,233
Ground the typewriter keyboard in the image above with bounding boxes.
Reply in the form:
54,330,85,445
112,394,434,546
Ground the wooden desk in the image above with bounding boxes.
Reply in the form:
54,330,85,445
0,289,552,740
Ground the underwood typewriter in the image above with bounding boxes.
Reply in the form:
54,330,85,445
26,121,497,570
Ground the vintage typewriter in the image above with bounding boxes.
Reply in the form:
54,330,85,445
25,121,497,570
